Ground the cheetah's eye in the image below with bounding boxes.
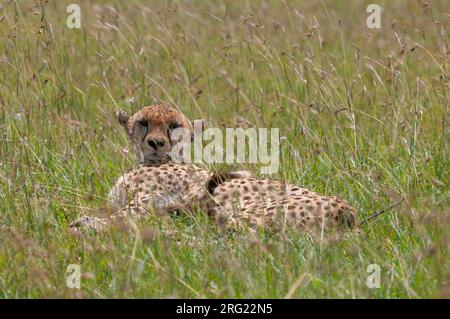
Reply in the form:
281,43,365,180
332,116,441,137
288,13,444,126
168,122,181,130
138,119,148,127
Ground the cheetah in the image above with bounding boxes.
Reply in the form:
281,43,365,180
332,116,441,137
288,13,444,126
70,104,357,233
70,104,249,232
207,172,356,232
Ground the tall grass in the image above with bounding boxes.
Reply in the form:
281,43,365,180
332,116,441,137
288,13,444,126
0,0,448,298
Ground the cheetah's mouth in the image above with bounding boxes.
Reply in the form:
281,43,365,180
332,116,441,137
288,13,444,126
141,151,171,164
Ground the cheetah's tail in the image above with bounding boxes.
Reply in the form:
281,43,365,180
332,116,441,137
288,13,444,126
356,197,404,228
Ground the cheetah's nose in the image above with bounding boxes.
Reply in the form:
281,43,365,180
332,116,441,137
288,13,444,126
148,138,166,150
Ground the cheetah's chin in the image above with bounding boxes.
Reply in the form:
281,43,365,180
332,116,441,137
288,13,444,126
141,154,171,165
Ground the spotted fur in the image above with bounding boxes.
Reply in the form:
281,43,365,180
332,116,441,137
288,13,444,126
70,104,356,233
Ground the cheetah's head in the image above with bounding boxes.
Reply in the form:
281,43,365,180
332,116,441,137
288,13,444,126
117,104,196,164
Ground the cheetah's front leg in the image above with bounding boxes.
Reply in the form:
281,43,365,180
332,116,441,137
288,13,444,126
70,192,187,233
69,215,108,233
69,200,153,233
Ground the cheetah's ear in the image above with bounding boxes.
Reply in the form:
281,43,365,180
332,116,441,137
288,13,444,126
116,110,131,127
